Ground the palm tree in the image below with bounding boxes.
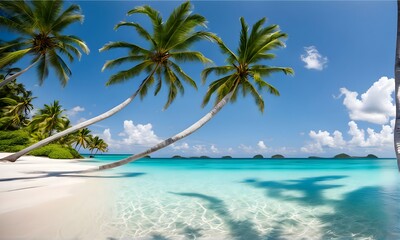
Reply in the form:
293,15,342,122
395,0,400,171
2,1,215,162
0,0,89,88
29,100,68,137
0,90,36,129
88,136,108,156
89,17,293,171
74,128,92,151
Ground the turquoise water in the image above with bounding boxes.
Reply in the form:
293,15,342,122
87,155,400,240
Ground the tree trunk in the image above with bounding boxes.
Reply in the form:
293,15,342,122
395,0,400,171
1,67,160,162
82,92,233,172
0,61,38,88
1,90,140,162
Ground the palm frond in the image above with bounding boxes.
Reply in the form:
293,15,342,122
0,48,31,68
106,60,153,86
102,55,147,72
51,4,83,32
169,60,197,90
48,50,71,87
99,41,149,55
201,65,235,84
115,21,157,47
56,35,89,55
169,51,211,63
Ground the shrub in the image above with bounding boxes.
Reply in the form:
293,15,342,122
29,144,81,159
0,130,30,152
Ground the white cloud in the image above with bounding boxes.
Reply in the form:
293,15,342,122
66,106,85,118
300,46,328,70
210,145,219,153
193,145,207,154
171,142,190,151
121,120,161,146
302,120,394,153
340,76,395,124
98,120,162,152
257,141,267,150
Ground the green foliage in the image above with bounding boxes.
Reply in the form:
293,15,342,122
100,1,215,110
222,156,232,159
172,155,184,159
271,154,285,158
0,0,89,85
0,130,30,152
201,17,293,112
253,154,264,159
29,144,81,159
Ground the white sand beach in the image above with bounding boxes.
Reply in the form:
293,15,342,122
0,153,113,240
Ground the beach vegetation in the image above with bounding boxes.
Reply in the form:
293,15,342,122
0,0,89,88
0,79,107,159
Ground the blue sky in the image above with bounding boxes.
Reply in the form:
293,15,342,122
7,0,397,157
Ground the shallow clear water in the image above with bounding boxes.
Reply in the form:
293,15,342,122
87,155,400,240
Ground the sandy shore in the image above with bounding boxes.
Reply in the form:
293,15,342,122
0,153,114,240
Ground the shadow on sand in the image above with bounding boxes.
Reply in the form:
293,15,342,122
0,171,146,182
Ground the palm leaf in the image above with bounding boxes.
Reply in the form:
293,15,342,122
106,60,153,85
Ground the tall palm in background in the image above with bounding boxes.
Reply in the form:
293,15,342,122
74,128,92,151
29,100,68,138
0,0,89,88
92,17,293,171
0,90,36,129
395,0,400,171
88,136,108,156
1,1,215,162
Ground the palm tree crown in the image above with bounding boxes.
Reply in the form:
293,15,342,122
202,17,293,112
29,100,68,137
0,0,89,86
100,1,215,109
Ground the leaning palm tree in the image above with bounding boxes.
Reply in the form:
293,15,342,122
395,0,400,171
0,0,89,88
1,1,215,162
89,17,293,171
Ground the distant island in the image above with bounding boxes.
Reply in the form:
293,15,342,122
308,153,378,159
271,154,285,159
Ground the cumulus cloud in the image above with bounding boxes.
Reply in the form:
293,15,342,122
66,106,85,118
98,120,161,151
340,77,395,124
121,120,161,146
171,142,190,151
300,46,328,70
257,141,267,150
302,120,394,153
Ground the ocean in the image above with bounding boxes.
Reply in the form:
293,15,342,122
83,155,400,239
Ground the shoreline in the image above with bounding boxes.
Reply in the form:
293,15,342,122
0,153,114,239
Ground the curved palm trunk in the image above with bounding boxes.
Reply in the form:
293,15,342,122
1,90,141,162
82,92,233,172
0,61,38,88
395,0,400,171
1,66,159,162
